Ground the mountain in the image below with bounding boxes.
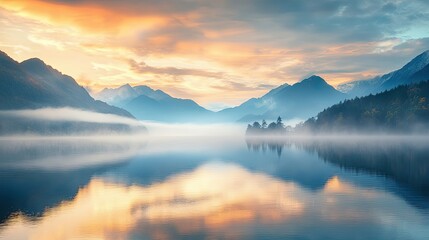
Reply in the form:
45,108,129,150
409,64,429,84
125,94,213,122
0,51,147,134
95,84,170,107
0,51,133,118
218,76,347,122
301,80,429,133
216,83,290,122
95,84,139,106
95,84,214,122
338,50,429,96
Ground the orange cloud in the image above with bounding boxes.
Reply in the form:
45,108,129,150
0,0,169,35
1,0,419,108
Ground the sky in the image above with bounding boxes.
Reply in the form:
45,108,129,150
1,0,429,110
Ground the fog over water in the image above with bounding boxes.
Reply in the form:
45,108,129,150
1,108,429,239
0,108,143,126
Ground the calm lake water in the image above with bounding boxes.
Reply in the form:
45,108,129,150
0,135,428,240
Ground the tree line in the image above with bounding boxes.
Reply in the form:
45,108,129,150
246,80,429,135
246,116,293,135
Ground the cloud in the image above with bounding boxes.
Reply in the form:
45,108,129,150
1,0,429,107
129,59,225,79
27,34,66,50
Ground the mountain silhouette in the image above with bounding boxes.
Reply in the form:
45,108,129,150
219,75,346,122
0,51,133,118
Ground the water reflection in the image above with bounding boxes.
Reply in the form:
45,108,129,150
0,137,147,223
0,163,304,239
1,136,429,239
0,137,146,170
246,137,429,198
1,162,428,240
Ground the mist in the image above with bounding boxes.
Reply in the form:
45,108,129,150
0,107,147,136
142,121,245,137
0,107,143,126
1,107,427,139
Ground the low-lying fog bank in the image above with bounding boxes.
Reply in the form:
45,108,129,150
245,133,429,140
0,107,147,136
0,107,250,138
1,107,428,139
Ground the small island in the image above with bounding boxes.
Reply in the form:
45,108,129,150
246,117,293,135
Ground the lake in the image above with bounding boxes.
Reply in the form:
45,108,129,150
0,135,428,240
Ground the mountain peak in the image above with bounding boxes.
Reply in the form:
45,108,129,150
0,52,134,118
0,50,19,68
304,75,325,82
297,75,329,86
20,58,53,76
0,50,9,59
21,58,46,67
405,50,429,69
118,83,134,90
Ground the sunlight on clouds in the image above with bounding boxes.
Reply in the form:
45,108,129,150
0,0,168,35
27,34,66,50
373,39,403,53
1,0,429,108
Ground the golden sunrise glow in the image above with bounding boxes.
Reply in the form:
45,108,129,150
0,0,428,109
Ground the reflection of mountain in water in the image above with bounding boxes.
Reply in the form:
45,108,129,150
246,137,429,209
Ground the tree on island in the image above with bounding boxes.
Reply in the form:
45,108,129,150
276,116,284,129
268,122,277,129
246,116,290,135
252,121,261,129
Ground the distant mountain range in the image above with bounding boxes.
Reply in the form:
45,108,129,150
95,84,214,122
95,84,170,107
338,50,429,96
95,76,347,123
0,51,133,118
2,49,428,126
217,75,347,122
92,50,429,123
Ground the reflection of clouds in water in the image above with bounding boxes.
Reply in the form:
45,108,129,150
0,163,304,239
1,162,428,240
0,136,244,172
